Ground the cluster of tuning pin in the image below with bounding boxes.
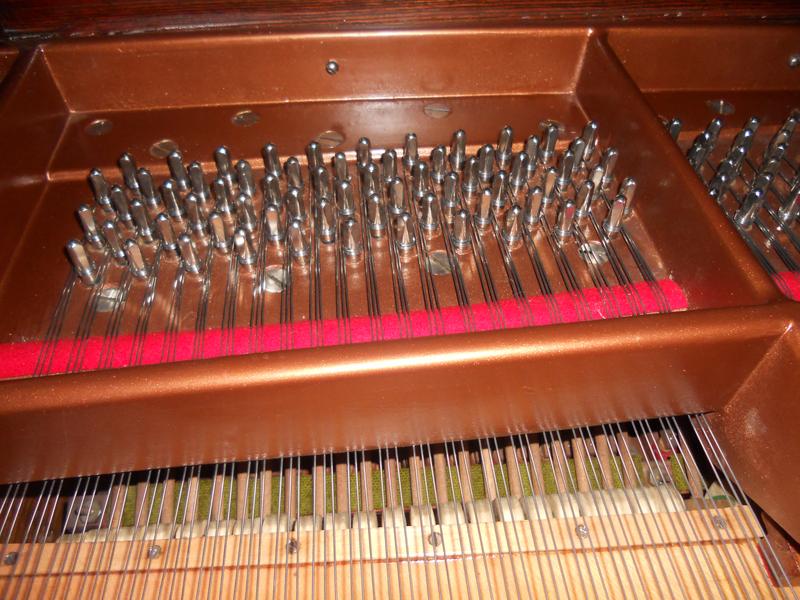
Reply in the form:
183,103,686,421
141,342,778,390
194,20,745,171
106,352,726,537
685,110,800,230
66,121,636,288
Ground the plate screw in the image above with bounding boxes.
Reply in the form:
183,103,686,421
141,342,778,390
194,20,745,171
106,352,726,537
711,516,727,530
147,545,162,559
85,118,113,136
150,139,180,159
3,552,18,566
575,524,589,538
287,538,299,554
325,60,339,75
789,54,800,68
427,532,442,547
423,103,451,119
232,109,260,127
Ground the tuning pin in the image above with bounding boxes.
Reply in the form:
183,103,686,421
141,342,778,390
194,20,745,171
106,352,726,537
490,171,508,209
367,193,386,237
708,170,731,199
475,188,493,229
110,185,132,227
462,157,480,194
388,177,407,215
261,174,282,207
575,180,595,219
540,124,559,164
233,227,256,266
496,126,513,169
333,152,349,182
77,204,104,249
260,143,281,179
524,186,544,227
524,136,540,177
134,168,159,208
312,166,331,201
600,147,619,188
568,138,586,174
589,164,604,199
88,168,112,212
443,172,459,208
130,200,154,243
556,150,575,190
155,213,178,253
403,133,419,171
420,192,439,232
188,161,210,202
449,129,467,172
451,209,471,251
160,179,184,222
603,194,627,237
317,198,337,243
430,145,446,184
124,239,150,279
411,162,431,199
554,199,576,241
619,177,637,218
580,121,598,165
102,220,126,262
341,218,364,258
118,153,139,192
285,186,306,223
208,211,232,254
356,137,372,170
735,189,765,230
262,204,284,244
395,211,416,253
164,150,189,192
284,157,303,189
731,127,755,156
235,160,255,198
335,179,355,217
237,194,258,233
778,180,800,227
185,193,206,235
66,240,100,286
502,204,523,245
760,156,783,180
289,219,310,265
306,141,323,172
212,177,233,216
178,233,202,274
666,118,682,141
361,162,380,199
381,149,397,183
687,141,709,172
509,152,529,194
213,146,234,187
542,167,558,205
477,145,494,182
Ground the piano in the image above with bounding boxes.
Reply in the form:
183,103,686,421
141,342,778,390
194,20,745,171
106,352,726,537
0,2,798,597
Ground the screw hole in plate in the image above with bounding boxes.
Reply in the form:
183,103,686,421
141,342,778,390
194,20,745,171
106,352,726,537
85,118,113,136
706,99,735,116
149,139,180,159
231,109,261,127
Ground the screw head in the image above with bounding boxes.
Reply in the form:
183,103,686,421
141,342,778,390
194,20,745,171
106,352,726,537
3,552,18,566
325,60,339,75
423,103,451,119
146,544,162,559
286,538,299,554
150,139,180,159
427,532,442,547
575,523,590,538
231,109,260,127
711,516,727,530
789,54,800,68
85,118,113,136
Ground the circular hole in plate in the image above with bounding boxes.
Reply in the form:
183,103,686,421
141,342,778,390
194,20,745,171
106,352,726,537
85,118,113,136
149,139,180,159
426,249,452,275
325,60,339,75
231,109,260,127
706,99,735,116
263,264,287,293
423,103,451,119
315,130,344,150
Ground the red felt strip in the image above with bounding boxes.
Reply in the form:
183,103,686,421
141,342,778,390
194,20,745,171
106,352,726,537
0,279,686,381
773,271,800,301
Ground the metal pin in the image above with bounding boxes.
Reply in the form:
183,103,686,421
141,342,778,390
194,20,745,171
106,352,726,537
395,212,416,252
118,153,139,192
524,186,544,227
177,233,202,274
313,166,331,201
542,167,558,205
431,145,446,184
735,189,765,230
185,193,206,235
356,137,371,169
752,172,773,196
443,172,459,209
161,179,185,221
133,168,159,208
600,148,619,188
214,146,234,188
496,126,513,169
502,203,523,245
744,116,761,134
524,136,540,177
509,152,529,193
167,151,190,192
367,193,386,236
130,200,154,243
110,185,132,227
285,157,303,189
318,199,337,243
490,171,508,209
451,209,471,251
188,161,209,202
462,156,480,193
66,240,99,286
449,129,467,171
555,199,576,240
760,156,782,179
262,143,281,179
77,204,104,249
155,213,178,253
687,141,710,172
388,177,407,215
88,168,112,212
381,149,397,183
540,124,559,164
603,194,626,236
556,150,575,190
237,194,258,233
704,118,723,147
262,174,282,207
289,219,310,265
580,121,598,165
403,133,419,170
708,171,731,199
569,138,585,174
731,128,754,155
475,188,493,229
336,179,355,217
236,160,255,197
778,180,800,226
589,165,604,199
341,217,364,257
420,192,439,231
575,180,595,219
333,152,349,182
307,142,323,172
361,162,380,199
102,220,126,261
412,162,431,199
286,186,306,223
213,178,233,215
619,177,637,218
124,239,149,279
234,227,256,266
666,118,682,141
478,145,494,182
265,204,285,243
